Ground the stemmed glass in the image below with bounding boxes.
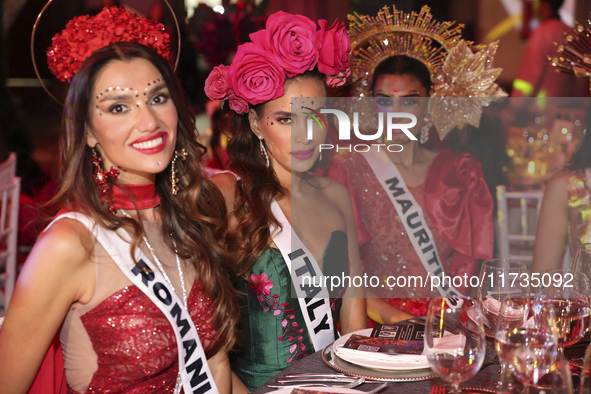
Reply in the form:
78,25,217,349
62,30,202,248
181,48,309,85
479,259,528,329
573,243,591,275
424,298,486,394
532,269,591,356
494,288,532,391
495,326,558,393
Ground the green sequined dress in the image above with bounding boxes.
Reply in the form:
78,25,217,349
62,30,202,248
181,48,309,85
231,230,348,390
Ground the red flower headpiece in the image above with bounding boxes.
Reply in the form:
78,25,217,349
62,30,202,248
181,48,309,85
47,6,170,82
204,11,351,114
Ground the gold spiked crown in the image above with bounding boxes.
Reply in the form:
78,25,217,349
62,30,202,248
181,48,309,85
348,4,466,96
347,4,507,139
550,19,591,88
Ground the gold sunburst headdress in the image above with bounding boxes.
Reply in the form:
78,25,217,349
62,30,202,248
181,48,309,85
348,4,465,97
348,4,507,139
550,19,591,88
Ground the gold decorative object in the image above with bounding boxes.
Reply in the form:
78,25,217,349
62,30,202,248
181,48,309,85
550,20,591,88
348,4,466,97
429,40,508,139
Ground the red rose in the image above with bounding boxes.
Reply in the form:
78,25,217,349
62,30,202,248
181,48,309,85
204,65,232,100
317,19,351,86
263,11,320,77
47,6,170,82
229,42,285,105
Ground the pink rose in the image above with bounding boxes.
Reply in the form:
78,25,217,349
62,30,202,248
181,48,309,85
264,11,320,77
229,43,285,105
204,65,232,100
325,69,351,88
228,95,249,114
317,19,351,86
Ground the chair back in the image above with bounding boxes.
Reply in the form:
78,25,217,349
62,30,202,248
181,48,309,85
0,177,20,312
0,153,17,186
496,185,544,268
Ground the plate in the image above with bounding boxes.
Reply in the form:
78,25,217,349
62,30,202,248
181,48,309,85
265,389,364,394
322,342,438,382
333,329,431,371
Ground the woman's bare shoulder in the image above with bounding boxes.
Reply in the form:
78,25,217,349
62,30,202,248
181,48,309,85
210,172,239,209
30,218,94,270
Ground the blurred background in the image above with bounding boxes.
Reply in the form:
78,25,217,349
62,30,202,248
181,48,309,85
2,0,591,268
2,0,591,177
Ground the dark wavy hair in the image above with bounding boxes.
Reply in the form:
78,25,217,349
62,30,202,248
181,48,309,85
221,70,326,277
47,42,238,355
371,55,432,93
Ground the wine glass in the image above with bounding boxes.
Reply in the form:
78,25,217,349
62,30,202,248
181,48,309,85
495,327,558,393
580,345,591,393
424,298,486,394
573,243,591,275
479,259,528,329
494,295,531,390
533,269,591,356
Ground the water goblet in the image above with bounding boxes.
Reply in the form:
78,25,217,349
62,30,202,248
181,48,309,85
424,298,486,394
533,269,591,356
479,259,528,329
495,327,558,393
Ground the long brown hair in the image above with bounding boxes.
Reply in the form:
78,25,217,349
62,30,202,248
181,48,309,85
222,70,326,277
48,42,238,354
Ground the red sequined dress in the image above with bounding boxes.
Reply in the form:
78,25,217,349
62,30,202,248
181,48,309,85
328,149,494,318
37,219,217,394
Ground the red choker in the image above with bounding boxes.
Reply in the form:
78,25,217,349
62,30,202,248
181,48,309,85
110,183,161,210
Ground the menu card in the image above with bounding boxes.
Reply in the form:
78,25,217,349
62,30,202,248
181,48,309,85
342,321,432,355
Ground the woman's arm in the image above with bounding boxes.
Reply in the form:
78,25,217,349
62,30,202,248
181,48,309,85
231,371,250,394
0,219,93,393
208,350,232,394
531,175,569,273
331,181,367,334
366,290,414,324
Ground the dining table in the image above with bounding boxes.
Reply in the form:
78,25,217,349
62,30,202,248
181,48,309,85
255,335,589,393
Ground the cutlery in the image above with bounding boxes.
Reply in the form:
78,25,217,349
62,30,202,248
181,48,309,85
367,382,388,393
266,377,365,389
283,373,350,378
277,377,359,383
281,373,383,382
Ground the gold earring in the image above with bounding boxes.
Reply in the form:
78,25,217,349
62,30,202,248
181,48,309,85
169,148,188,195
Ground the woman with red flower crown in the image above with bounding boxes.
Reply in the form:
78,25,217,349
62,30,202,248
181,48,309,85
204,11,366,391
0,6,238,394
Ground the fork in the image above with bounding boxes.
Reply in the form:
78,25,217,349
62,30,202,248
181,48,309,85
430,384,447,393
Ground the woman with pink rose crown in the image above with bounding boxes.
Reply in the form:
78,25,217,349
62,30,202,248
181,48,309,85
204,11,367,391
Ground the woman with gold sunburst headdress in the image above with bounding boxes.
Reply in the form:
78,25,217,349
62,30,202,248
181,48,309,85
329,5,507,324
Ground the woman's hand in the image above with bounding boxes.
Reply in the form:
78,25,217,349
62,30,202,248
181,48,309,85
366,291,414,324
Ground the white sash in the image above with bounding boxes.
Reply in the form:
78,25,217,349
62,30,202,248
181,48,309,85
270,200,336,351
48,213,218,394
362,149,463,299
